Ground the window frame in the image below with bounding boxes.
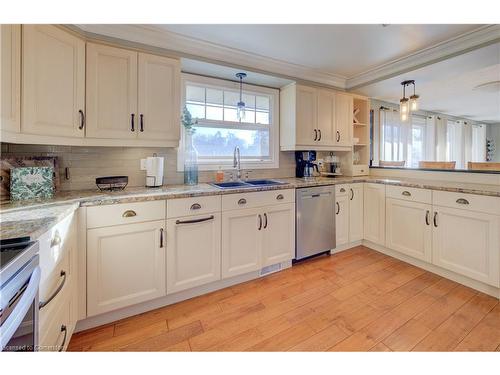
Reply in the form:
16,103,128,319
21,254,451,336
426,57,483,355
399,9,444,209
177,73,280,172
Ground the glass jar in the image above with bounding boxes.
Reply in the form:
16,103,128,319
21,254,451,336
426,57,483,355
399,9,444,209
183,131,199,185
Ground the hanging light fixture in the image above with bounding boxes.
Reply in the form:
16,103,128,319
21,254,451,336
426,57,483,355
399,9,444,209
400,79,419,122
409,81,420,112
235,72,247,121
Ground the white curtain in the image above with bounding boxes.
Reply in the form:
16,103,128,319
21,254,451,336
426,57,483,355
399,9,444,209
471,124,487,162
380,109,410,163
446,119,465,169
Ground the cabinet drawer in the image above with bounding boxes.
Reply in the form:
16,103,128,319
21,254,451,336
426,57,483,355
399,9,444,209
222,189,294,211
386,185,432,204
433,191,500,216
87,200,165,228
167,195,221,218
352,165,369,176
39,288,72,352
335,184,349,197
39,251,70,313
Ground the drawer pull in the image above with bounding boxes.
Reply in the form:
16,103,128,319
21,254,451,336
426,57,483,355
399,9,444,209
176,215,214,225
39,270,66,309
258,214,262,230
160,228,164,248
276,194,284,200
190,203,202,210
350,188,354,201
336,202,340,215
263,213,268,229
340,188,346,193
122,210,137,218
58,325,68,352
238,198,247,205
402,191,411,197
50,232,61,248
433,212,438,228
456,198,469,205
425,210,430,226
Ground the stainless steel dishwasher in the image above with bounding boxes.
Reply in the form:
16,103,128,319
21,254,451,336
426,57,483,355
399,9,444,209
295,185,335,260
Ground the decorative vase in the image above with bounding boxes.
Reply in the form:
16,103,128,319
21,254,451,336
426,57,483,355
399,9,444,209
183,131,199,185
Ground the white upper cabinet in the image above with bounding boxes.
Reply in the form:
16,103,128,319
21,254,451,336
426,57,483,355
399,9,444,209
86,43,138,140
316,89,336,146
334,92,353,147
295,85,317,146
0,24,21,133
138,53,180,141
363,183,386,246
22,25,85,138
261,203,295,267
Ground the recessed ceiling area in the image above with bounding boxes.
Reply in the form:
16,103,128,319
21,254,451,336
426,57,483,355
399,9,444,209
354,43,500,123
158,24,483,78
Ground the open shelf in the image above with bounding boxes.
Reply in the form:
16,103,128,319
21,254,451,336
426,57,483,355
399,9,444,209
353,122,367,127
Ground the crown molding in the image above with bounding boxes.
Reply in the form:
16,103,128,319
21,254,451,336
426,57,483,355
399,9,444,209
74,24,348,89
346,24,500,90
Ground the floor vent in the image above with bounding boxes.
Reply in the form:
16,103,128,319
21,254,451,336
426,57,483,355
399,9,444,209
260,263,282,276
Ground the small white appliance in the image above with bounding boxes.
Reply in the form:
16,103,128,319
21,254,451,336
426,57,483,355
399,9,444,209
140,155,164,187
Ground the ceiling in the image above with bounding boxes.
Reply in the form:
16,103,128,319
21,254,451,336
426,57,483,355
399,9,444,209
354,43,500,123
158,24,482,78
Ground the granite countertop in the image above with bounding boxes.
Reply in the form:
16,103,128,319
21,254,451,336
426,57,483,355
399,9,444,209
1,176,499,241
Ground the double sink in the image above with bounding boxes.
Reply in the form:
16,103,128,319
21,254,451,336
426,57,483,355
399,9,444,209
210,179,287,189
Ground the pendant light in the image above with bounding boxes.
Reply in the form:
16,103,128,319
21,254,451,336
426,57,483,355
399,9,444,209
400,80,419,122
409,81,420,112
235,72,247,121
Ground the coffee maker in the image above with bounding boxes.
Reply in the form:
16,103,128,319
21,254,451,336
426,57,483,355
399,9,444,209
295,151,319,178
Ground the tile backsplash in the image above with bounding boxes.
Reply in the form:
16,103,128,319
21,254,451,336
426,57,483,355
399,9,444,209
1,143,296,191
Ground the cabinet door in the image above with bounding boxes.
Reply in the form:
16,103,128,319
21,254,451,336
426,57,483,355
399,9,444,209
166,213,221,293
222,207,262,278
86,43,138,139
432,206,500,286
386,198,432,262
22,25,85,137
363,183,386,245
335,194,349,246
316,89,335,146
295,85,317,146
1,24,21,133
349,184,364,242
262,203,295,267
334,92,353,147
87,220,166,316
138,53,180,142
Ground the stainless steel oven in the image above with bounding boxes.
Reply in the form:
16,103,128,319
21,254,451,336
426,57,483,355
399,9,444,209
1,239,40,352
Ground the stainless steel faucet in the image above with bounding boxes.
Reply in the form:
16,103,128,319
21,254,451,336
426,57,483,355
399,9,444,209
233,146,241,180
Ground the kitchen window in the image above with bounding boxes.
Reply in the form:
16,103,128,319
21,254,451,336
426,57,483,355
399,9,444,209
178,74,279,171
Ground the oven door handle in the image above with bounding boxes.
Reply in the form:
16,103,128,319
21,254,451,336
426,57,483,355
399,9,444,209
0,266,40,351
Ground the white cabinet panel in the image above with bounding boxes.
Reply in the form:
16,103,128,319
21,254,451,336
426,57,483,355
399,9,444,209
363,183,386,246
261,203,295,266
317,89,335,146
87,220,166,316
335,193,349,246
138,53,180,141
295,85,317,146
432,205,500,287
222,207,262,278
0,24,21,133
22,25,85,137
86,43,137,140
334,92,353,147
166,213,221,293
349,184,364,242
386,198,432,262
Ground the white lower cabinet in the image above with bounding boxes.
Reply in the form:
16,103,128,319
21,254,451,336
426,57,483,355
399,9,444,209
166,213,221,294
432,205,500,287
363,183,386,246
348,184,364,242
386,198,432,262
335,193,349,246
87,220,166,316
261,203,295,267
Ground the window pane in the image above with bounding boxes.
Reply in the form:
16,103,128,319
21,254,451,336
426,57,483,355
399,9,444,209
206,88,223,106
186,85,205,104
242,110,255,124
224,91,239,107
192,126,270,158
242,94,255,109
186,103,205,119
224,107,238,122
256,96,270,110
256,111,270,125
206,106,223,121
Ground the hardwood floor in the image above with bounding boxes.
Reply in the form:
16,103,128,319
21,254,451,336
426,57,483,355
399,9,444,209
68,246,500,352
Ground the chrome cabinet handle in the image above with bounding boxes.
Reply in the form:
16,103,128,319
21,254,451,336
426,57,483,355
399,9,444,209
336,202,340,215
159,228,164,248
122,210,137,218
131,114,135,131
176,215,214,225
263,213,268,229
140,114,144,132
456,198,469,205
433,212,438,227
39,270,66,309
350,188,354,201
313,129,318,141
336,130,340,142
190,203,201,210
276,194,284,200
318,129,322,141
258,214,262,230
78,110,85,130
425,210,430,226
58,325,68,352
402,191,411,197
50,232,61,248
238,198,247,205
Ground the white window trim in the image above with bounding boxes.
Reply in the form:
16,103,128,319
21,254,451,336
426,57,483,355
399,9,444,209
177,73,280,172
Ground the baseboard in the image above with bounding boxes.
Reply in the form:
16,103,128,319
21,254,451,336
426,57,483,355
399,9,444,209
362,240,500,299
330,240,362,254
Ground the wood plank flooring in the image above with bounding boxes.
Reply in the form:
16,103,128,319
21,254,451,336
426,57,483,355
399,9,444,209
68,246,500,352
